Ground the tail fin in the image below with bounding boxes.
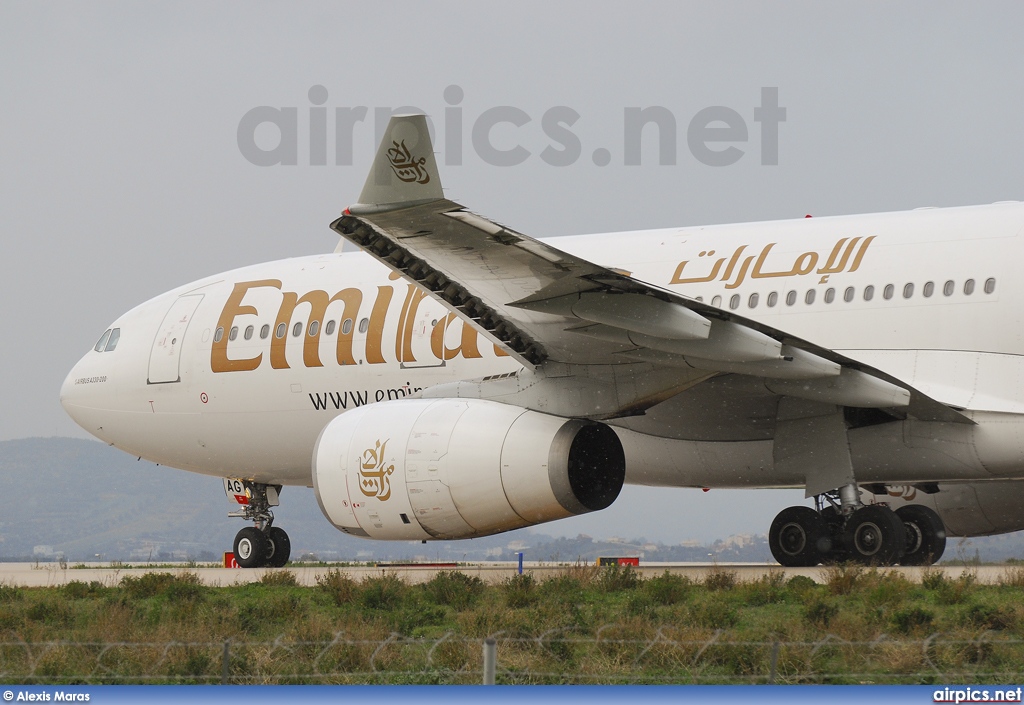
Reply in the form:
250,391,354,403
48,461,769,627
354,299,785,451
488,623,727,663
350,114,442,214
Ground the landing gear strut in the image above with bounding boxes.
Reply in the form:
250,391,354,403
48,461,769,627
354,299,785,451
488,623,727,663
768,483,946,567
224,479,291,568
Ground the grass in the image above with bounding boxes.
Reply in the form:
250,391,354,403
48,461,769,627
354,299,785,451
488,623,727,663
0,565,1023,684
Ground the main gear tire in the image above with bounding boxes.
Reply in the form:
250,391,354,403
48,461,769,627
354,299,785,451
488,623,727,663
769,506,829,567
843,505,906,566
896,505,946,566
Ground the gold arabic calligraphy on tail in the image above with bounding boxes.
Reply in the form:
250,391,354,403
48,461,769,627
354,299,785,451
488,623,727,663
670,236,876,289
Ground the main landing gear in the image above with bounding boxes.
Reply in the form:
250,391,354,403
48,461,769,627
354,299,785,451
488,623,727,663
769,484,946,567
224,479,291,568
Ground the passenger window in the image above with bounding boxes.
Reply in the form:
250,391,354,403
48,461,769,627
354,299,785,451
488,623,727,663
228,326,238,341
104,328,120,352
94,330,111,353
309,320,320,336
804,289,815,305
342,318,354,335
748,293,759,309
729,294,740,310
923,282,934,297
325,320,336,335
985,278,996,294
785,290,796,306
824,288,835,304
292,322,302,337
964,279,975,295
843,287,854,303
767,292,778,307
883,284,894,300
863,285,874,301
358,318,369,333
943,280,954,296
214,327,224,343
276,323,286,338
903,283,914,299
711,295,722,308
244,325,254,340
260,324,270,339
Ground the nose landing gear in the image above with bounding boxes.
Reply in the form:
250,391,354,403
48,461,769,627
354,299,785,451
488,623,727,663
224,479,291,568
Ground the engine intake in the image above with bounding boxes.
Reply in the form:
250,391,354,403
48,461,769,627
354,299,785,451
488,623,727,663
312,398,625,540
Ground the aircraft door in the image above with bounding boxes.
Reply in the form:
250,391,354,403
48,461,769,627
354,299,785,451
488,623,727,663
148,294,204,384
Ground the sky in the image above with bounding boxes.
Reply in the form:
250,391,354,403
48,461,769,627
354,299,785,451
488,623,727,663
2,2,1023,543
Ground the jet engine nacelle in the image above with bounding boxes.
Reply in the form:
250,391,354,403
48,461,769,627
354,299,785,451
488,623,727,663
312,398,625,540
872,481,1024,537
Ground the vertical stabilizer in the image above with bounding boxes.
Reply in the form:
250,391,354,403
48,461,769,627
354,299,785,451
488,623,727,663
351,114,442,214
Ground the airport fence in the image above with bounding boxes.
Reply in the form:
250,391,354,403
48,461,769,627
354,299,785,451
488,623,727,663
2,630,1024,684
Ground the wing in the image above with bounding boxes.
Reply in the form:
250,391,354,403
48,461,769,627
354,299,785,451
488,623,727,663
332,115,971,426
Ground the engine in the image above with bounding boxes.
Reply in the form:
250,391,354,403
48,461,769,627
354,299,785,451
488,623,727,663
872,482,1024,537
312,398,625,540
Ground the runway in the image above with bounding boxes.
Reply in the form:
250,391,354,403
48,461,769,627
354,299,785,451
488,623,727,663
0,561,1012,587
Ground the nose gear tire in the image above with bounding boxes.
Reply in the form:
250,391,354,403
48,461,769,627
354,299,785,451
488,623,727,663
233,527,269,568
265,527,291,568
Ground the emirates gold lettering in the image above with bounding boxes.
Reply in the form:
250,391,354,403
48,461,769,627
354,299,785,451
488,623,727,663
211,280,497,373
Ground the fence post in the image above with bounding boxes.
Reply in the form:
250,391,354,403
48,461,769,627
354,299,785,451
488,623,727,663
768,640,780,684
222,640,230,685
482,637,497,685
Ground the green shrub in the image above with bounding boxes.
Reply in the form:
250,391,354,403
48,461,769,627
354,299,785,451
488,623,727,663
786,575,818,598
643,572,691,605
27,598,72,625
61,581,104,599
597,565,641,593
0,585,23,602
961,603,1014,631
703,567,737,591
423,571,484,609
744,571,787,605
502,573,536,609
936,572,977,605
121,572,203,601
689,599,738,629
892,606,934,634
259,570,298,587
316,569,357,605
823,563,864,595
805,599,839,628
360,574,408,610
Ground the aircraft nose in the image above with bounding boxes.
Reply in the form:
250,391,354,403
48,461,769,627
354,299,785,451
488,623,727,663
60,349,115,435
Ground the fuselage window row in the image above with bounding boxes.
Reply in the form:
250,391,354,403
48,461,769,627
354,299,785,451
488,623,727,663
694,278,995,311
211,315,374,347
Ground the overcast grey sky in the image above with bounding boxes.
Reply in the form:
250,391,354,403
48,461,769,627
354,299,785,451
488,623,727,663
2,2,1023,543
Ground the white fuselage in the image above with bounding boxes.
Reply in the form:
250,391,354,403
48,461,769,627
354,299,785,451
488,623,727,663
61,203,1024,489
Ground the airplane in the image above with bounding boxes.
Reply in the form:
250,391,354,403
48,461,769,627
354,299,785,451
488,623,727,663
61,114,1024,568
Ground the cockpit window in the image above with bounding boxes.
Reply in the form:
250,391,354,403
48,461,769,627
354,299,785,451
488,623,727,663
94,329,111,352
104,328,121,352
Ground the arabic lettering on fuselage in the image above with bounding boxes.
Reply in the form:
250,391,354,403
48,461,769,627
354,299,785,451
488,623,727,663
669,236,876,289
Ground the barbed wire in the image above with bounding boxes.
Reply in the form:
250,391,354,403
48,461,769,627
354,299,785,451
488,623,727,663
3,630,1024,684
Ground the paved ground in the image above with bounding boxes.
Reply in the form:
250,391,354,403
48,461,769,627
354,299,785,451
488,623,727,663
0,561,1013,587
